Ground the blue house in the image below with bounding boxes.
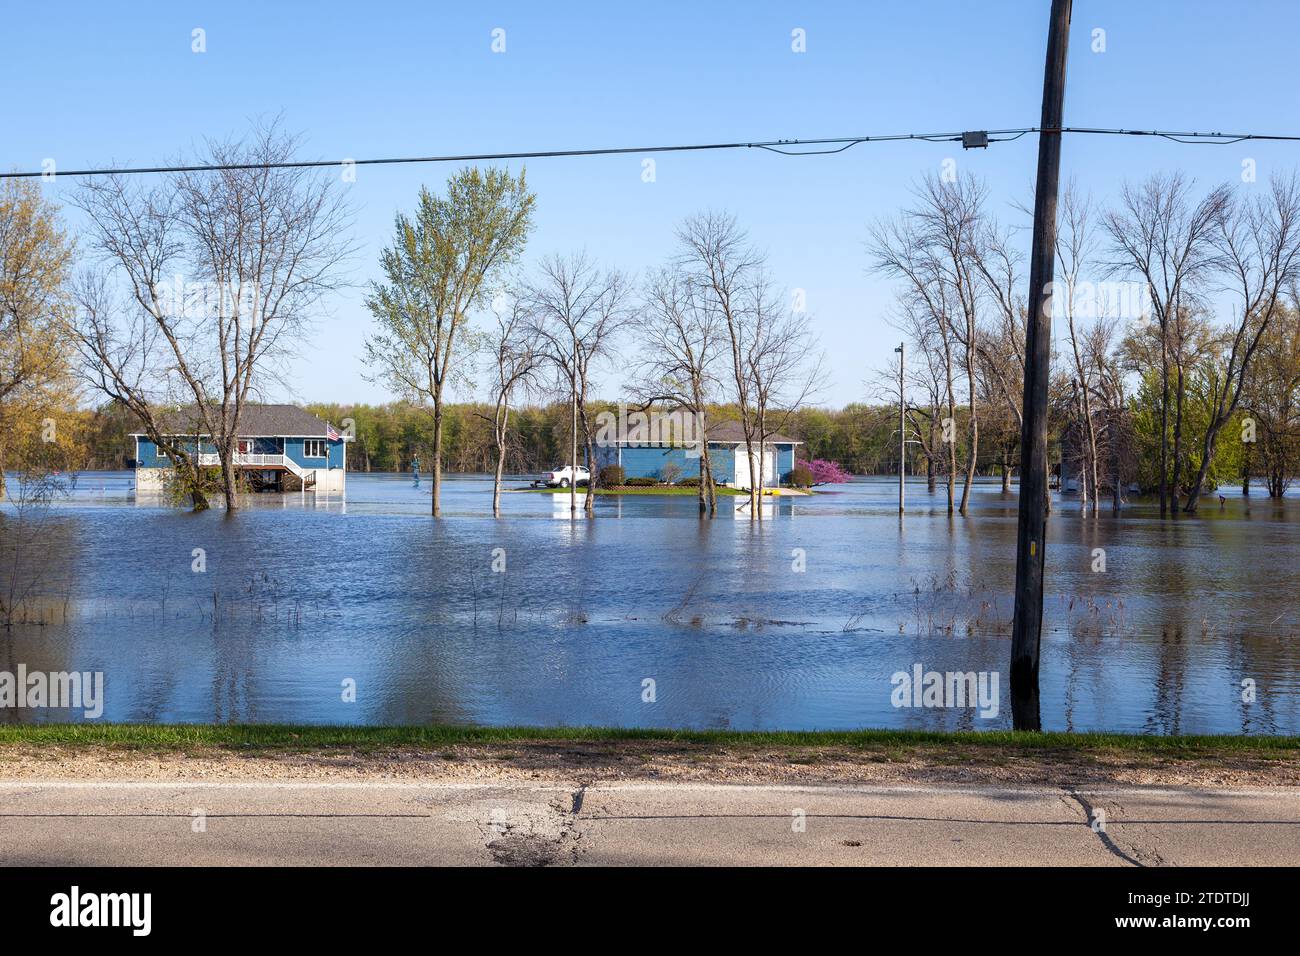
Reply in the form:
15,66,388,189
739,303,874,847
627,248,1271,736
132,404,349,493
596,419,801,488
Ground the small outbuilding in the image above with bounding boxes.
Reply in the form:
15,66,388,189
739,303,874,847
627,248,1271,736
595,420,801,488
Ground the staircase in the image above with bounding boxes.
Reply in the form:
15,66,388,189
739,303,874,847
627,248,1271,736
198,452,316,489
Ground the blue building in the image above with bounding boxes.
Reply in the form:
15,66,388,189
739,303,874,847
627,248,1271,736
596,420,801,488
132,404,349,493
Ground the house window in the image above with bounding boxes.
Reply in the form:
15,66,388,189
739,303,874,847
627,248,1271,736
304,439,328,458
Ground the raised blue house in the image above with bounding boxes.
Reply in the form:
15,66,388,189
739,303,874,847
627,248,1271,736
132,404,349,493
595,419,801,488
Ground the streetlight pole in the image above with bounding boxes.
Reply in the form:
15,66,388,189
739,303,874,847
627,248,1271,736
895,343,905,514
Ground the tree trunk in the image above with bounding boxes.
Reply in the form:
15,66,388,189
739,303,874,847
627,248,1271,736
1171,362,1186,512
697,438,715,516
221,442,238,512
1000,446,1011,493
927,407,937,492
582,409,595,518
1158,335,1170,517
1183,416,1229,512
569,390,577,518
1110,408,1123,513
960,363,977,515
745,435,759,519
943,336,957,517
432,407,444,517
492,404,508,518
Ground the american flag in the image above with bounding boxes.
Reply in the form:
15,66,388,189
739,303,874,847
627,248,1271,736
325,423,341,441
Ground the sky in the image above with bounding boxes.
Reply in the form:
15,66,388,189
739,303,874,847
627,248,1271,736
5,0,1300,409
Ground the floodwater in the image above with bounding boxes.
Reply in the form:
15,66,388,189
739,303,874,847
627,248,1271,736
1,471,1297,734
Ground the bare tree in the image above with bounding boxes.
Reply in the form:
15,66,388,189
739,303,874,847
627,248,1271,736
71,272,214,506
524,252,633,517
871,176,989,515
72,122,352,511
747,296,824,513
675,211,769,518
632,264,723,515
1054,182,1101,511
480,289,544,517
363,166,534,516
1103,173,1230,515
1083,317,1133,511
1184,175,1300,510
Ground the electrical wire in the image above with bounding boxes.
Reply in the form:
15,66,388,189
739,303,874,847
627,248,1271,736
3,126,1298,180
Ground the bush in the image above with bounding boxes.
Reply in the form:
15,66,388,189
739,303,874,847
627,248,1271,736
598,464,625,487
624,476,656,486
677,477,701,487
788,465,814,489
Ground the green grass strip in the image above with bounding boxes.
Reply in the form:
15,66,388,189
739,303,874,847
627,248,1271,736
0,724,1295,754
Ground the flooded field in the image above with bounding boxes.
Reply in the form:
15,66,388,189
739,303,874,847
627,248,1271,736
1,472,1297,733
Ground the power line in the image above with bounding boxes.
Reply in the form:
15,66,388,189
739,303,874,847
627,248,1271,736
3,125,1299,180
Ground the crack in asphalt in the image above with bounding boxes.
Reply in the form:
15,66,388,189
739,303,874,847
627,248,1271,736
1065,790,1143,866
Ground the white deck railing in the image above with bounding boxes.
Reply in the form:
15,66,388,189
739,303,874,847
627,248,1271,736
197,452,308,479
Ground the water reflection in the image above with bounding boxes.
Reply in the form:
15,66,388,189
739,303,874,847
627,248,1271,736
0,473,1296,732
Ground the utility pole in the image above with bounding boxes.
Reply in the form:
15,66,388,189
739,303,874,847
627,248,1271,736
1011,0,1072,732
895,343,905,514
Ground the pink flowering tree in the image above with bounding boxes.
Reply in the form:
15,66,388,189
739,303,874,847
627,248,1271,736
795,459,852,486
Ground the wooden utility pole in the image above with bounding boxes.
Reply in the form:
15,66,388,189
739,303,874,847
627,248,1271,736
896,343,905,514
1011,0,1072,732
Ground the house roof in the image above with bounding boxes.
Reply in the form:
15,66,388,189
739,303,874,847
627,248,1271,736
608,418,801,446
130,404,337,438
704,419,801,445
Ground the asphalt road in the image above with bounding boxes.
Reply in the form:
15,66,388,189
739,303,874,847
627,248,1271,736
0,781,1295,866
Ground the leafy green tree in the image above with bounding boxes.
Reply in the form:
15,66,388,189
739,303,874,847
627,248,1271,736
363,167,535,515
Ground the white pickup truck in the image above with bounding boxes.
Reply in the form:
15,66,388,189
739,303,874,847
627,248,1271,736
544,464,590,488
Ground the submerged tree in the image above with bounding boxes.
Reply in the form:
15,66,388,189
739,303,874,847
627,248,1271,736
524,252,633,517
480,288,544,517
363,166,535,517
1243,304,1300,497
73,121,352,511
1103,173,1230,516
676,211,772,518
1184,175,1300,510
633,264,723,515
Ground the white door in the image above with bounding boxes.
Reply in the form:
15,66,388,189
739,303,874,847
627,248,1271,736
733,445,775,489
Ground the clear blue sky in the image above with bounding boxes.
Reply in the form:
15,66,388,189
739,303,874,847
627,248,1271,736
5,1,1299,408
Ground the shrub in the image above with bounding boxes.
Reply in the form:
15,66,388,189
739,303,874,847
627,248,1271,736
788,465,814,489
794,458,852,485
678,477,701,487
624,476,656,486
598,464,625,488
